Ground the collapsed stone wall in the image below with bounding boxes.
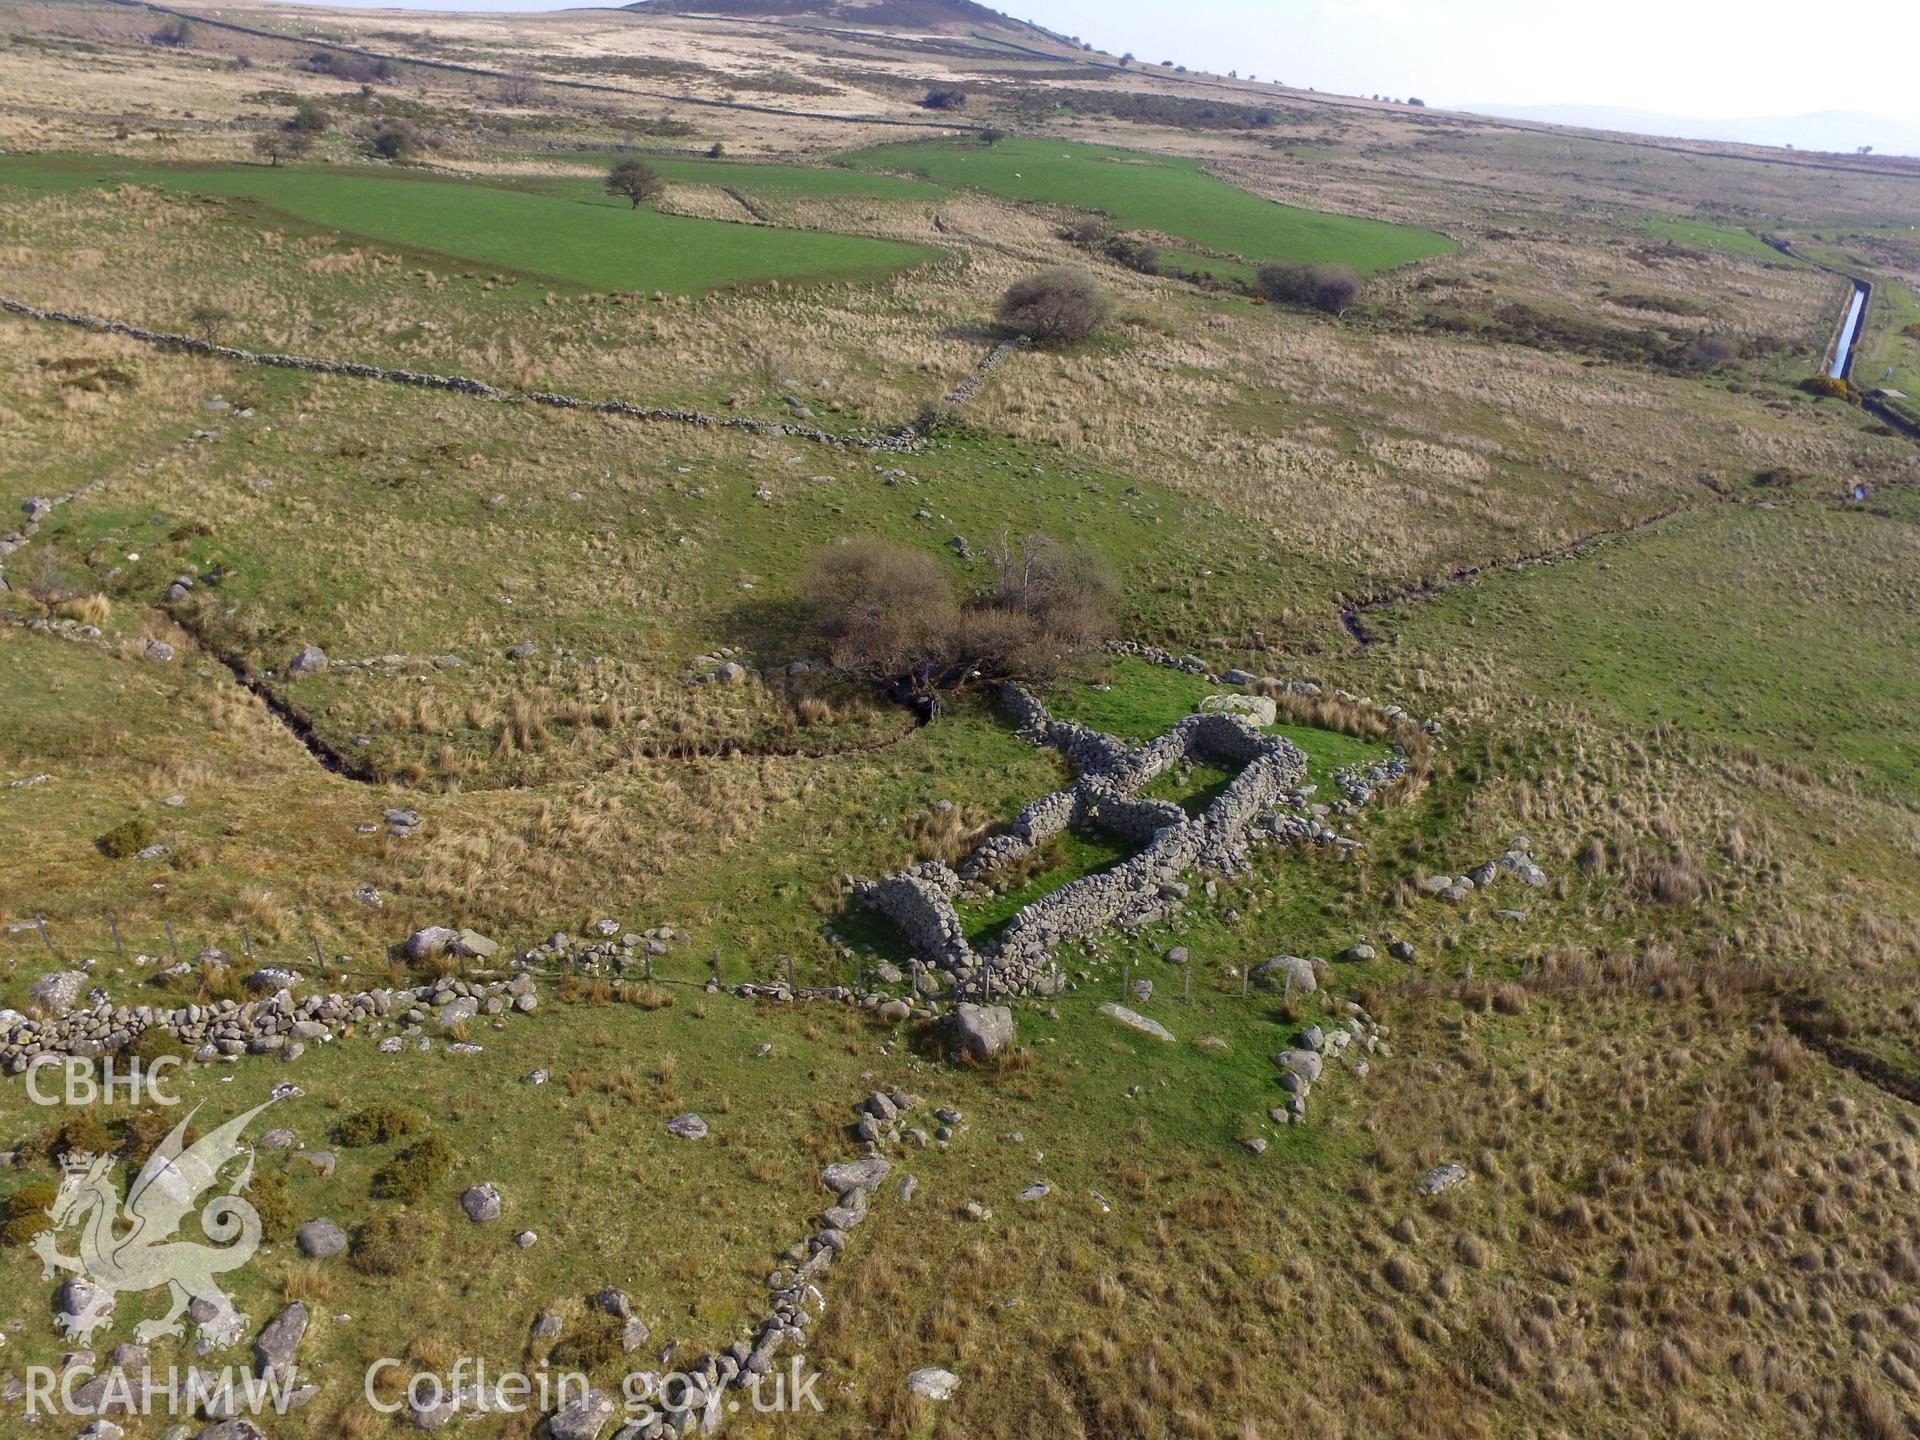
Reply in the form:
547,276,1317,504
858,684,1308,998
0,975,536,1072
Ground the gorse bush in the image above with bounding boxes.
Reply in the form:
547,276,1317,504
0,1182,57,1248
334,1103,421,1147
371,1132,456,1202
351,1210,427,1275
249,1170,296,1240
95,816,156,860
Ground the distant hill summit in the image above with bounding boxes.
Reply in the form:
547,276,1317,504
622,0,1050,39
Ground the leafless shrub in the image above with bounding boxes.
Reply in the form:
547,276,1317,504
996,268,1113,346
1256,262,1359,314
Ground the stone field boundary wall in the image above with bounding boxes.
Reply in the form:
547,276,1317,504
855,683,1308,998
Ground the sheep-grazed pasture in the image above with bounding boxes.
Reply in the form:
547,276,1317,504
841,136,1457,273
0,154,939,294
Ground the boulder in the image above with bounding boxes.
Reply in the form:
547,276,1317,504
1273,1049,1324,1084
452,929,498,959
1199,693,1277,725
252,1301,307,1381
1097,1003,1174,1043
1255,955,1316,994
242,967,301,995
948,1003,1013,1059
29,970,89,1017
820,1155,891,1194
404,926,458,962
1416,1163,1470,1196
460,1185,503,1223
295,1219,347,1259
665,1113,708,1140
287,646,328,678
905,1368,960,1401
542,1388,614,1440
53,1278,114,1340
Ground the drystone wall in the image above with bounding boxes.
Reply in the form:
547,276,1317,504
0,296,916,452
856,684,1308,998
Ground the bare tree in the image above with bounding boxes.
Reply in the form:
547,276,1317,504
996,269,1113,346
186,302,233,344
496,73,539,106
985,532,1118,674
801,534,1117,696
12,547,90,621
253,130,310,167
605,159,665,209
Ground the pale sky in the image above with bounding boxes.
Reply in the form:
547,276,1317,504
279,0,1920,126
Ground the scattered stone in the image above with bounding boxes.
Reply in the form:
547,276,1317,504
906,1368,960,1401
1416,1163,1470,1196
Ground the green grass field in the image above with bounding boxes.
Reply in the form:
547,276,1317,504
0,155,938,295
1378,501,1920,799
1046,657,1390,790
1856,276,1920,409
840,137,1455,274
518,152,948,203
1644,216,1783,261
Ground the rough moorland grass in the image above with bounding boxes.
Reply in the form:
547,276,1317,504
0,155,938,294
841,137,1456,273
